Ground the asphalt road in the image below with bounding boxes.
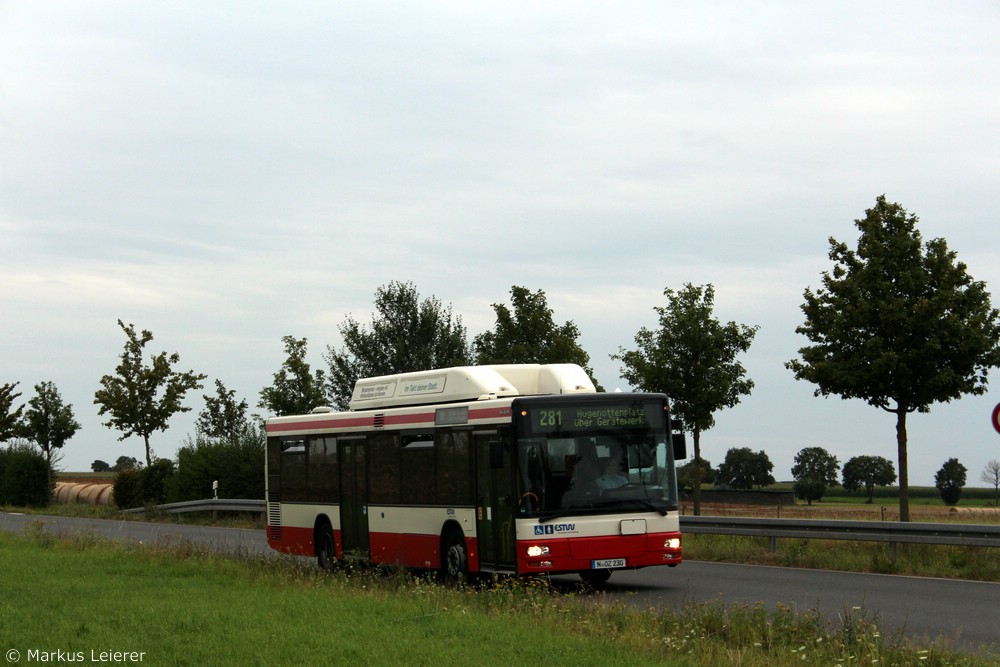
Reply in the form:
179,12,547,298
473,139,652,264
0,511,269,555
3,512,997,656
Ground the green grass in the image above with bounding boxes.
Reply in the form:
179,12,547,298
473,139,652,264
767,482,1000,505
683,533,1000,581
0,529,666,667
1,528,995,666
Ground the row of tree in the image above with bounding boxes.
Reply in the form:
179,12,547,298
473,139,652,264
263,283,602,416
683,445,1000,507
786,448,983,506
2,196,999,522
1,282,597,471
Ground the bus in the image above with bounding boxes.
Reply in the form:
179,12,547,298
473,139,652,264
265,363,687,584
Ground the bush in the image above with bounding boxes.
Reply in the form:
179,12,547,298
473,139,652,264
113,468,143,509
793,478,827,505
171,426,264,502
113,459,176,509
0,443,52,507
142,458,175,505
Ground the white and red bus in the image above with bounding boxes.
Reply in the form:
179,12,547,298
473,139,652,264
265,363,687,584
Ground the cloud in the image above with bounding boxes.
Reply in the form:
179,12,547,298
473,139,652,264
1,2,998,483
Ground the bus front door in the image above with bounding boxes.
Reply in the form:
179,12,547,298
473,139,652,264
474,432,515,573
339,437,369,558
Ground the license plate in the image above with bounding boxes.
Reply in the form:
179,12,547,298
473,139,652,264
592,558,626,569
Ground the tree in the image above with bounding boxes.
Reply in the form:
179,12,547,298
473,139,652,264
474,285,601,388
716,447,775,490
842,455,897,503
791,447,841,486
198,379,250,441
790,446,840,504
91,460,111,473
0,382,24,442
258,336,328,416
614,283,758,514
786,196,1000,521
94,320,207,466
113,455,141,472
18,381,81,498
325,281,471,409
981,459,1000,507
935,457,967,506
677,457,716,493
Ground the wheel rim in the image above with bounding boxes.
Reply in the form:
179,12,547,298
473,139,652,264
318,530,334,569
445,537,467,579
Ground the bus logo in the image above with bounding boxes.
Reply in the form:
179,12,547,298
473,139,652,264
534,523,576,535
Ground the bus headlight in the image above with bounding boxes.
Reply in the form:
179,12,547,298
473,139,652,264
527,545,550,557
665,538,681,550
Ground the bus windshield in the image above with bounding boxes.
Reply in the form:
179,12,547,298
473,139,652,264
515,433,679,520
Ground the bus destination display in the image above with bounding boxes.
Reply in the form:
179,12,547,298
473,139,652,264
524,402,662,434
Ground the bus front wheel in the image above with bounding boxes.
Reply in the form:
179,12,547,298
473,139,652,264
579,569,612,586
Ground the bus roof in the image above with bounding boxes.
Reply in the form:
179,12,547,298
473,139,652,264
348,363,596,410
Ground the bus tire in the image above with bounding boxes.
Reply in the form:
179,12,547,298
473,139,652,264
316,520,336,571
441,529,468,584
579,569,612,586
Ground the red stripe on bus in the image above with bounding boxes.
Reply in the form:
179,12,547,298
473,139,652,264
382,413,435,426
267,525,315,556
266,405,512,434
266,416,374,433
515,532,682,573
468,406,512,421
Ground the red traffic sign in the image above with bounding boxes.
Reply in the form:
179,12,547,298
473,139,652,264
994,403,1000,436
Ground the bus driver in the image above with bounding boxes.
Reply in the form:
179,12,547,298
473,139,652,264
597,459,628,491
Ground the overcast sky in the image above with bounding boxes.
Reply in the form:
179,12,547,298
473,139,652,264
3,2,999,487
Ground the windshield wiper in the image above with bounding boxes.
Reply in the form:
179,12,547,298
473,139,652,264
629,498,670,516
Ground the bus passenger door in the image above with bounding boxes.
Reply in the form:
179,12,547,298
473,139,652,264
475,431,515,572
339,437,369,557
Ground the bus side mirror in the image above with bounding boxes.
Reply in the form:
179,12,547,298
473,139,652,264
671,419,687,460
489,439,504,469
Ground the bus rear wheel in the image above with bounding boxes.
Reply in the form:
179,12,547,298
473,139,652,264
441,529,468,584
316,522,336,571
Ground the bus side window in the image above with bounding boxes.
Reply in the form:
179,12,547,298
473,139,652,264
280,438,306,502
402,433,435,504
437,431,472,505
307,437,338,501
368,432,401,504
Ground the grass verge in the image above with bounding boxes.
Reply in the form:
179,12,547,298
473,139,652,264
1,527,995,667
683,533,1000,583
2,502,264,529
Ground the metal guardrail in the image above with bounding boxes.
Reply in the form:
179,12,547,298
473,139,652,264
681,515,1000,560
121,498,266,515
